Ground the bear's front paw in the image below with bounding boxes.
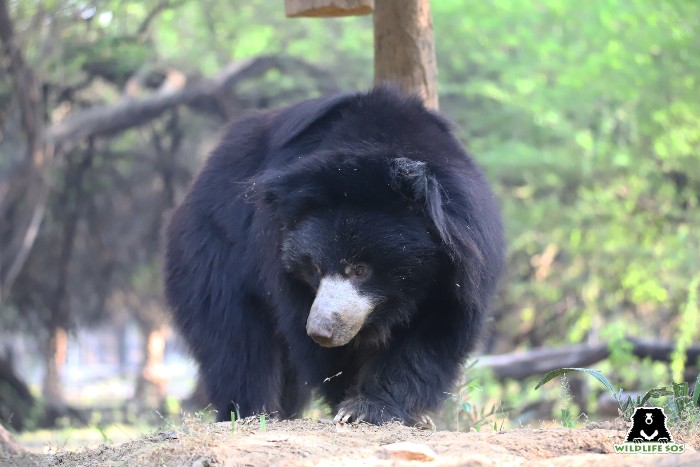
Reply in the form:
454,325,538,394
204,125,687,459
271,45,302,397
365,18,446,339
415,413,436,431
334,397,402,425
333,398,433,429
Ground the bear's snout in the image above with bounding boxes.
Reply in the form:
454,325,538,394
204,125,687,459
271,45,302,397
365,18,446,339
306,315,335,346
306,276,375,347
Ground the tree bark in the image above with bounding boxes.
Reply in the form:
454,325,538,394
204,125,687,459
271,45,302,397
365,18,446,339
38,147,93,417
0,423,24,456
133,323,167,410
477,339,700,381
42,326,68,408
44,56,335,153
131,119,182,411
0,351,34,431
0,0,53,298
373,0,438,109
0,54,335,299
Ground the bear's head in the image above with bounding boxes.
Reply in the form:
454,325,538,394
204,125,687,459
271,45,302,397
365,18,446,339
245,87,503,349
255,156,453,347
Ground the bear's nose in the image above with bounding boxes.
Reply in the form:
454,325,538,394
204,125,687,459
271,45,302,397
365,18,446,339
307,319,334,346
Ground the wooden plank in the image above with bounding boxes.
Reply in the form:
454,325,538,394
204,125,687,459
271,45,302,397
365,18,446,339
285,0,374,18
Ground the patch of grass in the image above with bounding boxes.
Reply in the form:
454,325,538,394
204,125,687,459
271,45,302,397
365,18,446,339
442,361,510,432
535,367,700,436
558,375,575,428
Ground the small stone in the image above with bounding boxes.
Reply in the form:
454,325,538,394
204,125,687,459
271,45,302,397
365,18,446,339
376,442,437,462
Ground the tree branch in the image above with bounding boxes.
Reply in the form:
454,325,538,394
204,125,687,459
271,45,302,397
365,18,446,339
137,1,174,38
0,0,54,299
1,52,336,297
477,339,700,381
45,55,335,153
0,0,41,148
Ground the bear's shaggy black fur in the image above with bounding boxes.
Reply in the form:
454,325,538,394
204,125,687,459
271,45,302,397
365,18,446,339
625,407,673,443
164,86,504,426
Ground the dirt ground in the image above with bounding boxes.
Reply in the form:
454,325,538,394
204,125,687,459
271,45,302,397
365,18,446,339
3,418,699,466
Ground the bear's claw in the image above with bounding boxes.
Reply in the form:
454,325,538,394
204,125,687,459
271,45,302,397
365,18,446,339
334,398,435,430
333,407,356,424
416,414,436,431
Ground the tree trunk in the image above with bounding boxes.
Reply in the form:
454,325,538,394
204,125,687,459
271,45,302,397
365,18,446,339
42,325,67,409
117,322,129,376
134,324,167,410
0,423,24,456
373,0,438,109
39,149,91,423
0,0,53,296
0,351,34,431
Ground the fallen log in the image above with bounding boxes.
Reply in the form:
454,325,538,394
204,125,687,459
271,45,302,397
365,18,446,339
477,339,700,381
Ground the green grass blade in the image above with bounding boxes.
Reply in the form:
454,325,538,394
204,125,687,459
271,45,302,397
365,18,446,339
534,368,617,397
639,387,674,406
672,382,689,398
693,371,700,407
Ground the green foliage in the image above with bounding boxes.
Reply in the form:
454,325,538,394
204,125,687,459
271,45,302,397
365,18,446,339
441,362,509,431
431,1,700,398
535,368,616,395
671,276,700,382
560,408,575,429
536,367,700,425
153,0,372,85
601,323,635,368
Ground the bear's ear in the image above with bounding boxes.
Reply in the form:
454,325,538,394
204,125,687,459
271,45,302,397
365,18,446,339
388,157,487,292
388,157,454,251
269,92,357,149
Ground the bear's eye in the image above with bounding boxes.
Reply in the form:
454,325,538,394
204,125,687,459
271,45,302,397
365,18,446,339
345,264,370,279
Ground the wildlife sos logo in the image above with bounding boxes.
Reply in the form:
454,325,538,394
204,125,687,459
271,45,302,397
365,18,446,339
614,407,685,454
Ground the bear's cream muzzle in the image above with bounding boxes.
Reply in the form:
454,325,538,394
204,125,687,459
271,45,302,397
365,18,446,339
306,276,375,347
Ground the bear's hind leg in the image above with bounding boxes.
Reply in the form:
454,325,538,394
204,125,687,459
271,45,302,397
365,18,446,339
196,297,286,422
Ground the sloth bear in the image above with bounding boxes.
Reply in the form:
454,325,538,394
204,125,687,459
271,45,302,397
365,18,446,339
164,86,504,426
625,407,673,443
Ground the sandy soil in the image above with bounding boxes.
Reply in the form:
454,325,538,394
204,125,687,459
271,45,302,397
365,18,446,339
3,418,699,466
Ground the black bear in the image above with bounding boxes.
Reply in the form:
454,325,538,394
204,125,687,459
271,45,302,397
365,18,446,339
164,86,504,426
625,407,673,443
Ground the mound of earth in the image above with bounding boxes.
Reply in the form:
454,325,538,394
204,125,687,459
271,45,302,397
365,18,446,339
3,418,699,466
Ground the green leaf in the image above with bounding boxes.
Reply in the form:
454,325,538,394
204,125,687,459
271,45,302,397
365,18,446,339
639,387,675,406
534,368,617,398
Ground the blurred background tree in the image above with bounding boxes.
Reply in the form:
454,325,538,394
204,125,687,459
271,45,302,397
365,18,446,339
0,0,698,434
